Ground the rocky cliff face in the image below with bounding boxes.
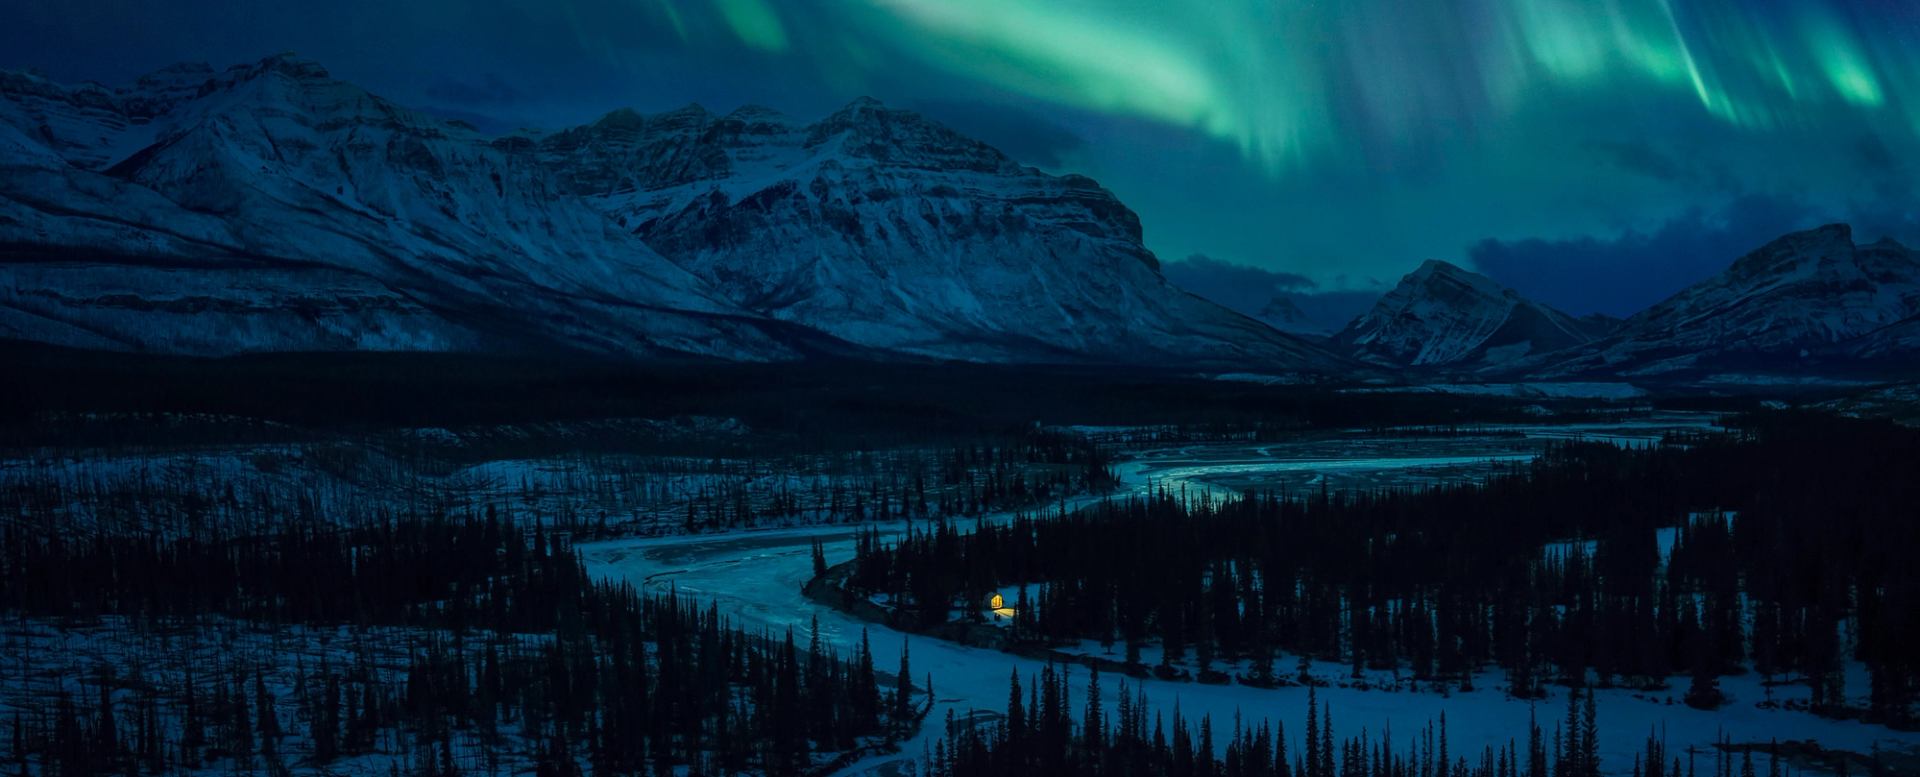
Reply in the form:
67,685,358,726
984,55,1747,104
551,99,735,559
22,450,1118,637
1332,260,1606,367
0,56,1336,369
535,98,1336,366
1530,224,1920,377
0,55,825,359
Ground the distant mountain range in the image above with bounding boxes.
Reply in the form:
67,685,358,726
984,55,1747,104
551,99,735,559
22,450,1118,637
1330,259,1613,368
1326,224,1920,383
0,54,1328,369
1,54,1914,386
1519,223,1920,380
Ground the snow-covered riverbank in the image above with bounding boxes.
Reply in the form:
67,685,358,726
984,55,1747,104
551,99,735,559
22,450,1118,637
579,417,1920,776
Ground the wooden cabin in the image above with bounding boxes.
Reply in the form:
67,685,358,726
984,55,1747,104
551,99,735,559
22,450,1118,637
986,592,1017,619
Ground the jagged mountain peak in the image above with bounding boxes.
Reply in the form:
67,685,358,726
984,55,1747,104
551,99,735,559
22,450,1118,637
219,52,332,85
143,61,215,76
1527,223,1920,378
1336,259,1603,367
1696,223,1919,295
1711,223,1919,295
589,102,763,129
590,107,645,127
538,103,739,196
1721,222,1855,281
0,55,1338,370
802,97,1013,173
812,96,934,131
133,61,215,88
656,102,714,121
564,106,706,147
1414,257,1468,274
725,103,788,121
819,95,891,123
1255,295,1323,336
0,56,830,360
1405,258,1517,298
566,107,680,139
539,91,1331,365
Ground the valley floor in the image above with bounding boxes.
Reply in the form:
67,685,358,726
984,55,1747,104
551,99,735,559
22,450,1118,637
578,416,1920,776
6,404,1916,775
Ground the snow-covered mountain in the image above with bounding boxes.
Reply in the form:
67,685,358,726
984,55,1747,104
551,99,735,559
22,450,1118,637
531,97,1335,365
1531,224,1920,378
1837,314,1920,364
0,55,1334,368
0,55,828,359
1255,296,1319,335
1331,260,1608,367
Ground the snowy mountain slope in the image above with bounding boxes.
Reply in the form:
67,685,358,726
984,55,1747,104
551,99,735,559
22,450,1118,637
1255,295,1320,335
1528,224,1920,378
1331,260,1607,367
0,57,1338,368
535,98,1342,366
1837,314,1920,363
0,56,841,360
0,145,487,353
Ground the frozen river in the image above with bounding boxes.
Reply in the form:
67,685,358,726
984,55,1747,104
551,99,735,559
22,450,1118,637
580,415,1919,775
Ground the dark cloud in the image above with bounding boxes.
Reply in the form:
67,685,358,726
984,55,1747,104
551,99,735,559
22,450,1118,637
911,99,1086,167
1161,254,1379,334
1162,254,1316,311
1468,194,1920,318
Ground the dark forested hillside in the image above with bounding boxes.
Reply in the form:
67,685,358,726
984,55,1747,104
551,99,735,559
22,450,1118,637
1,514,921,774
854,414,1920,728
0,345,1682,449
929,668,1877,777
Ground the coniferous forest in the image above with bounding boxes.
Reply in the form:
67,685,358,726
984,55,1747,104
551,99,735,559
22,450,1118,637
852,413,1920,729
0,512,920,775
921,659,1896,775
928,665,1888,777
13,0,1920,767
1,359,1687,777
4,354,1918,775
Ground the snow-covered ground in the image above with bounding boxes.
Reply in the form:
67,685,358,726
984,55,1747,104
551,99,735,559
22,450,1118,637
0,616,557,775
1340,382,1649,399
0,429,1066,537
579,416,1920,776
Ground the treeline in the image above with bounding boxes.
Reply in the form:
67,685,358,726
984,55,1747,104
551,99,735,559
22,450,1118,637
932,668,1847,777
1070,422,1534,450
2,513,921,774
855,413,1920,728
0,430,1112,541
0,347,1638,449
672,431,1114,533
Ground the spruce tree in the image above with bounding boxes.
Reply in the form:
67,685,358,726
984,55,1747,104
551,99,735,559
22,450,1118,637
895,641,914,726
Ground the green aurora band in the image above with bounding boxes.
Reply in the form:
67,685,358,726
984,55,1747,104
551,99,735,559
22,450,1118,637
687,0,1918,171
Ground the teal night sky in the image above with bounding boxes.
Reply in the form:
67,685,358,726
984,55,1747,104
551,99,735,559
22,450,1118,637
8,0,1918,314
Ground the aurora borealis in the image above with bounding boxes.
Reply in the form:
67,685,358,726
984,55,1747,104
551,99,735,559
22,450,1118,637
830,0,1920,168
9,0,1918,314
